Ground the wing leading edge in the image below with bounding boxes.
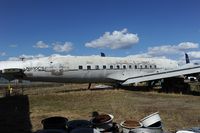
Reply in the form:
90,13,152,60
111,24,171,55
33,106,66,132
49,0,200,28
111,65,200,85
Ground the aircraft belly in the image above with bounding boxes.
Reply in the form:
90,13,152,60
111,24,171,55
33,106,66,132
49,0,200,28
24,70,115,83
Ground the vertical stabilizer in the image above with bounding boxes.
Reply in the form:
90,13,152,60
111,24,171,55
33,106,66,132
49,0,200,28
101,52,106,57
185,53,190,64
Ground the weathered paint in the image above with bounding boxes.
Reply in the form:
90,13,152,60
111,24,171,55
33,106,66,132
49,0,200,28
0,55,179,83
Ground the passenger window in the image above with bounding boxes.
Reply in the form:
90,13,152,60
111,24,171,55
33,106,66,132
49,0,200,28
154,65,157,69
103,65,106,69
145,65,148,69
135,65,137,69
117,65,120,69
110,65,114,69
79,65,83,70
150,65,152,69
123,65,126,69
87,65,91,70
129,65,132,69
95,65,99,70
140,65,143,69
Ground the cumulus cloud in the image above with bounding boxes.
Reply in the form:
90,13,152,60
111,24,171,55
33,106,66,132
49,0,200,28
148,45,178,55
148,42,199,56
128,53,153,58
9,44,18,48
85,28,139,49
52,42,73,53
178,42,199,50
187,51,200,59
8,54,45,61
128,53,168,59
33,41,49,49
0,52,6,56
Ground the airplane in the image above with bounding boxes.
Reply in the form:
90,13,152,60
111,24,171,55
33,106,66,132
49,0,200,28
0,53,200,89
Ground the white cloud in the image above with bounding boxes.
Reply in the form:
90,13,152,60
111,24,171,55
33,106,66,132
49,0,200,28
0,52,6,56
85,28,139,49
147,42,199,56
128,53,153,58
8,54,45,61
33,41,49,49
178,42,199,50
187,51,200,59
128,53,168,59
19,54,45,59
9,44,18,48
148,45,179,55
52,42,73,53
8,57,19,61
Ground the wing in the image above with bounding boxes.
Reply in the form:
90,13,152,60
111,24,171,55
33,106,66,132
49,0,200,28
107,64,200,85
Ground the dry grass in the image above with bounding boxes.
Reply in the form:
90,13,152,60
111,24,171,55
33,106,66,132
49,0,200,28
27,86,200,132
0,84,200,133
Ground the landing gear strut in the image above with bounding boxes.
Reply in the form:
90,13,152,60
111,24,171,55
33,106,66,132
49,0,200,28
88,83,91,90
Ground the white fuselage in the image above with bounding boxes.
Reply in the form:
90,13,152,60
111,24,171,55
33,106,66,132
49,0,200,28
0,55,178,83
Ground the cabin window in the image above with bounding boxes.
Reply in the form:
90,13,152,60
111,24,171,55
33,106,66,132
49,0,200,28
135,65,137,69
123,65,126,69
145,65,148,69
87,65,91,70
154,65,157,69
110,65,114,69
140,65,143,69
79,65,83,70
103,65,106,69
129,65,132,69
38,67,45,71
116,65,120,69
150,65,152,69
95,65,99,70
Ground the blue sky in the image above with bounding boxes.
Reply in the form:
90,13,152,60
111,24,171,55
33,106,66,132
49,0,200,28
0,0,200,62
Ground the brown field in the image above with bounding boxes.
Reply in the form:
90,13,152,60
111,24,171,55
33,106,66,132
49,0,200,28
0,84,200,133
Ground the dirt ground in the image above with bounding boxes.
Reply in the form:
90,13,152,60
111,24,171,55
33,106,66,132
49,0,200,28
0,84,200,133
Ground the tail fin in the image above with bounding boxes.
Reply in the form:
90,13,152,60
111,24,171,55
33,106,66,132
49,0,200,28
101,52,106,57
185,53,190,64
